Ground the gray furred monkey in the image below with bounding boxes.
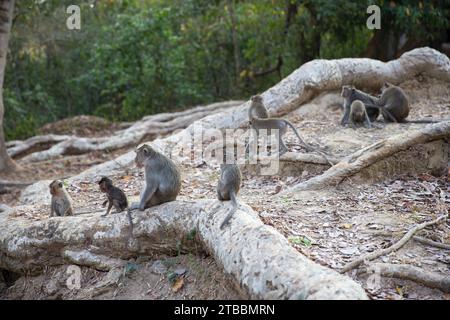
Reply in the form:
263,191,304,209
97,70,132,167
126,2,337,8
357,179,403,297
248,95,269,121
130,144,181,211
98,176,128,217
49,179,74,217
246,94,270,154
376,82,409,123
248,117,335,166
377,83,444,123
349,100,372,128
341,85,380,126
217,162,242,229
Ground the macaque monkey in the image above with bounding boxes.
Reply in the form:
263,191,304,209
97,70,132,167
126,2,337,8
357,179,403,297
246,95,270,154
98,177,128,217
376,82,409,123
248,95,269,120
49,180,74,217
217,163,242,229
248,118,335,166
341,85,380,126
349,100,372,128
130,144,181,211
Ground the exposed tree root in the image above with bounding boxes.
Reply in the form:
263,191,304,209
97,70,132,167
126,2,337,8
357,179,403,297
8,101,243,163
7,135,72,158
0,180,33,194
0,200,368,300
413,236,450,250
341,215,447,273
288,121,450,192
360,263,450,293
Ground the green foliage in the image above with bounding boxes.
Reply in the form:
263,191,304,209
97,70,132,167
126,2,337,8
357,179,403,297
3,0,449,140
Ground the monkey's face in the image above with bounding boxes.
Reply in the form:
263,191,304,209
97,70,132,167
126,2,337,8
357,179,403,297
49,180,63,195
251,95,262,103
98,177,112,193
381,82,391,92
98,180,107,193
341,86,353,98
135,145,152,168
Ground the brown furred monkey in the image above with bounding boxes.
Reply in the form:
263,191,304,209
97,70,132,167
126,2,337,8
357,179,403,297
49,180,74,217
98,176,128,217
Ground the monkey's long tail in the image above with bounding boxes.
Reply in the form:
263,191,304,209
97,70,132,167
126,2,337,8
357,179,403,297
220,190,238,230
126,208,134,238
404,119,443,124
285,120,335,166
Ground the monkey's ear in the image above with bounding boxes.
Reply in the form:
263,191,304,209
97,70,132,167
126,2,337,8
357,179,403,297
143,147,149,155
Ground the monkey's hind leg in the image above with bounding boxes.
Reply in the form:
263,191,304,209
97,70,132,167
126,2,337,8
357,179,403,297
381,107,398,123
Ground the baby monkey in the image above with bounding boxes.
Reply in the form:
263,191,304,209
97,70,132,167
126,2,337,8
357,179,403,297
217,162,242,229
349,100,372,128
248,95,269,120
49,180,73,217
98,176,128,217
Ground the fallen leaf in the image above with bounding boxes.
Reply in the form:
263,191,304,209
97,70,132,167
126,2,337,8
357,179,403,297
172,276,184,293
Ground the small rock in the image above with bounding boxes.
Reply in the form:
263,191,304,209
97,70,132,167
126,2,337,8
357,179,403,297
150,260,167,275
174,267,187,276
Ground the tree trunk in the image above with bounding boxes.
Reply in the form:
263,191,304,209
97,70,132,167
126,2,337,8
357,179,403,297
0,0,17,172
227,0,240,86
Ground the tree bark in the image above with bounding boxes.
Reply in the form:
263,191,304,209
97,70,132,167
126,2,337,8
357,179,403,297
0,0,17,172
361,263,450,293
0,200,368,299
227,0,240,86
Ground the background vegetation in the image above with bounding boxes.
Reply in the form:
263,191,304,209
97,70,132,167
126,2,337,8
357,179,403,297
4,0,449,140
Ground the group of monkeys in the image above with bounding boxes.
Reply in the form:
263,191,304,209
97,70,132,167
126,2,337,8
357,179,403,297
49,144,242,229
341,82,439,127
48,83,439,229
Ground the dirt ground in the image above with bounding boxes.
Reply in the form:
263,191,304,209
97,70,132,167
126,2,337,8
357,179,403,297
1,254,244,300
1,76,449,300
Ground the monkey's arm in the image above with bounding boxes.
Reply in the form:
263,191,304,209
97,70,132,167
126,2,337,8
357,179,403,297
138,183,157,211
50,201,55,217
102,201,113,217
363,109,373,128
102,199,108,207
340,101,351,126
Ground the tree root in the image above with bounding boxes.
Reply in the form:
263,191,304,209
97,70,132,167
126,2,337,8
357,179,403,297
360,263,450,293
288,121,450,192
341,215,447,273
0,200,368,300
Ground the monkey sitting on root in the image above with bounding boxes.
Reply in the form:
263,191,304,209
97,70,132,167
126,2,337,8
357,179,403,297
129,144,181,212
98,176,128,217
49,179,74,217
